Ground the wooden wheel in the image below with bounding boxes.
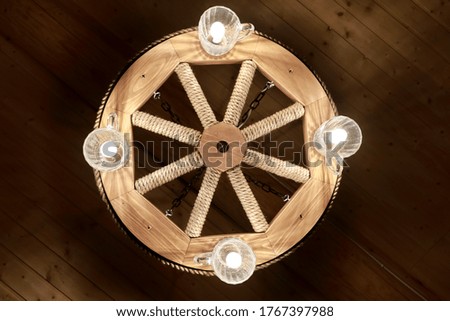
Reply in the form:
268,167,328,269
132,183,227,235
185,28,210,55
95,29,338,272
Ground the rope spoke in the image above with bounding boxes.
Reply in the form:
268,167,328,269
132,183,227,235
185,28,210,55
185,167,221,237
223,60,257,126
227,167,269,232
132,111,201,146
135,151,203,194
243,149,310,184
242,102,304,142
175,63,217,128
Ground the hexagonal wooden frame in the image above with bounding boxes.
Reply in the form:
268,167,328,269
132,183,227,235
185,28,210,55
97,30,338,271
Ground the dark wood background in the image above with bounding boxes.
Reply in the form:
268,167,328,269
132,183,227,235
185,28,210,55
0,0,449,300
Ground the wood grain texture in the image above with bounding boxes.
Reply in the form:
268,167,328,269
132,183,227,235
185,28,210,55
0,281,24,301
111,190,190,263
170,31,260,64
266,179,334,255
198,122,246,172
253,36,327,105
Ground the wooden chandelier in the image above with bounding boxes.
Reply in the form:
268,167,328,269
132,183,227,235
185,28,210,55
93,29,339,274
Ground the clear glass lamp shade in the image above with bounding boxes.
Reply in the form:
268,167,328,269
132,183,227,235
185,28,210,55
82,113,129,172
313,116,362,174
194,238,256,285
198,6,254,56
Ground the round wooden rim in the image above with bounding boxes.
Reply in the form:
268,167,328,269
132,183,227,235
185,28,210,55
95,29,339,272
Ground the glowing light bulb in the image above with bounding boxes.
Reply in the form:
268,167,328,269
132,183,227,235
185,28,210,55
331,128,348,145
100,141,118,158
225,251,242,269
210,21,225,44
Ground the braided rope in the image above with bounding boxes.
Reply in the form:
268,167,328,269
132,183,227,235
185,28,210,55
135,151,203,194
227,167,269,232
185,167,221,237
92,28,340,275
132,111,201,146
175,63,217,128
243,149,310,184
223,60,257,126
242,102,304,142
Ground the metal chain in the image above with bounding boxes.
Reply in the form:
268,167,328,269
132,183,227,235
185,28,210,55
238,81,275,128
153,91,181,124
243,173,290,202
165,166,205,216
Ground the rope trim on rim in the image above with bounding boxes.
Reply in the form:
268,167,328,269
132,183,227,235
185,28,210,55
92,27,340,276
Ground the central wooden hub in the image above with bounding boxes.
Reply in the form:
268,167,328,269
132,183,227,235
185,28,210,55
198,122,247,172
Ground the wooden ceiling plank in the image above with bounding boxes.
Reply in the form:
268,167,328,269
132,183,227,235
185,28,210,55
412,0,450,31
0,281,24,301
0,212,113,300
287,220,425,299
0,0,114,104
261,0,449,122
333,0,450,91
409,231,450,299
0,244,69,301
0,193,150,300
375,0,450,63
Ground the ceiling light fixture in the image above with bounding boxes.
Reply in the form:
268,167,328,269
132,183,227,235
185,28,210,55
82,5,362,285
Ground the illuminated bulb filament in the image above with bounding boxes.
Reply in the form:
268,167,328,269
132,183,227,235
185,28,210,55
225,251,242,269
331,128,348,145
210,21,226,44
100,141,118,157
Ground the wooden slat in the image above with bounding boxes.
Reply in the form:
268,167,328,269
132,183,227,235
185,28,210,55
0,186,149,300
266,178,333,255
0,244,69,301
330,0,450,94
0,0,118,104
170,31,260,64
412,0,450,31
183,233,276,269
410,232,450,299
287,220,424,299
253,36,327,105
261,0,447,122
0,212,112,300
376,0,450,63
0,281,24,301
111,191,191,263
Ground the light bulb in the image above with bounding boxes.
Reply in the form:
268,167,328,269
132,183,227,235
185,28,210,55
313,115,362,158
225,251,242,269
100,141,118,158
330,128,348,145
210,21,225,44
